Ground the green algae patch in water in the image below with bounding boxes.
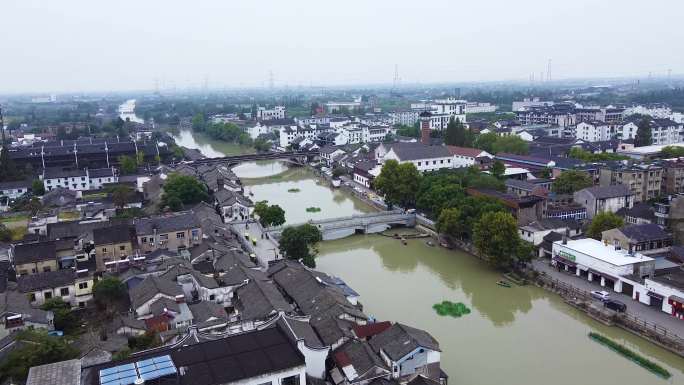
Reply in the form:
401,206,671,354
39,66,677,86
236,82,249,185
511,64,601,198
588,332,671,379
288,188,301,193
433,301,471,317
306,207,322,212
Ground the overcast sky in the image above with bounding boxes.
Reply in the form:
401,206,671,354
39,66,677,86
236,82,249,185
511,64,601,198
2,0,682,93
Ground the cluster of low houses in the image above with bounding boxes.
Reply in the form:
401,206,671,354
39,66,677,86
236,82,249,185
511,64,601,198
0,158,444,385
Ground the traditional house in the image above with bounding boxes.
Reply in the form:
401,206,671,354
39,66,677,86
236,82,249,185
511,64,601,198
92,224,135,272
601,223,673,257
214,189,254,222
574,185,635,219
135,212,202,253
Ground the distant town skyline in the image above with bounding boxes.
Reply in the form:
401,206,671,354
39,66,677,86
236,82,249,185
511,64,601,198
2,0,683,93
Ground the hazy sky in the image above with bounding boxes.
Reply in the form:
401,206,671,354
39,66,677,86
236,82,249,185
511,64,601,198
2,0,683,93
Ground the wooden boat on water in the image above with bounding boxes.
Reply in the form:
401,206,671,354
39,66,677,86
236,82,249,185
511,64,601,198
496,280,512,288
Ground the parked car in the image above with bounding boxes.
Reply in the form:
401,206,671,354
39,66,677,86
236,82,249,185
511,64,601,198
590,290,610,301
604,299,627,312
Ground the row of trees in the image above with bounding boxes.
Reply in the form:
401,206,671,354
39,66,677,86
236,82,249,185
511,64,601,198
474,132,529,155
374,160,531,269
160,173,209,211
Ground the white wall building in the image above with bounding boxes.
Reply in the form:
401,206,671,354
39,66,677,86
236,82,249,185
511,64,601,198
552,238,655,294
575,121,615,142
256,106,286,121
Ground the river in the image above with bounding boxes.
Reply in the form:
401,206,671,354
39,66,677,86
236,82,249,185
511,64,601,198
175,129,684,385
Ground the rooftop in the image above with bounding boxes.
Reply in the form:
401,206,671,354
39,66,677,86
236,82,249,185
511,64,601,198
555,238,654,266
26,359,81,385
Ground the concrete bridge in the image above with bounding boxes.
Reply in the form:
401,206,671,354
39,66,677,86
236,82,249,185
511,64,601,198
188,150,319,166
264,210,416,241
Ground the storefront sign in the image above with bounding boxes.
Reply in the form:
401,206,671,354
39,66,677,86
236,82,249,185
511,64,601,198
557,250,576,262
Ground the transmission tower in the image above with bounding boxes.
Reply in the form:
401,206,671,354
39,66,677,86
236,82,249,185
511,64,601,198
547,59,552,82
393,64,401,89
268,71,274,90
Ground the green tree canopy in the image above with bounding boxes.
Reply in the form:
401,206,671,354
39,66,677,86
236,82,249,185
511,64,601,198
444,117,467,146
278,224,323,267
109,185,135,208
0,329,79,383
492,135,529,155
661,145,684,158
490,160,505,179
474,132,498,154
191,112,206,130
40,298,78,334
93,277,127,310
587,212,624,240
118,155,137,174
635,118,652,147
436,207,462,237
552,170,593,194
373,160,421,208
473,211,531,269
254,201,286,227
161,173,209,210
31,179,45,196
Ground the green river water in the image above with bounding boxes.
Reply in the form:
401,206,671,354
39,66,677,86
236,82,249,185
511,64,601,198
173,130,684,385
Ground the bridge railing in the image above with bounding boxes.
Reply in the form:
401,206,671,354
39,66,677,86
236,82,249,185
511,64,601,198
264,210,408,232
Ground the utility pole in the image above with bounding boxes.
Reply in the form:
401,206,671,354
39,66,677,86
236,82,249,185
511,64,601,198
393,64,401,89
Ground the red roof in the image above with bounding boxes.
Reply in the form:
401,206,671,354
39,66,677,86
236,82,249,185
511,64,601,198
333,351,352,367
352,321,392,339
446,146,485,158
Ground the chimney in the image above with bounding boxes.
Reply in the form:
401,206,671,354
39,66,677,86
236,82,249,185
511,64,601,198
419,111,432,145
562,228,568,245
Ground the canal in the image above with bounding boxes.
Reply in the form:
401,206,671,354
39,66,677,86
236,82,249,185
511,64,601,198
176,129,684,385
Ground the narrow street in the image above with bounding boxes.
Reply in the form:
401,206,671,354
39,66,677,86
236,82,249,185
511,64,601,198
533,259,684,335
232,221,283,268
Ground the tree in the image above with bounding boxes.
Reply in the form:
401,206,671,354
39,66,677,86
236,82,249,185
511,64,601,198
110,185,134,208
492,135,529,155
40,298,77,334
635,118,652,147
254,201,286,227
436,207,462,237
31,179,45,196
191,113,206,131
278,224,322,267
473,211,530,269
552,170,593,194
0,225,12,242
160,173,209,210
474,132,498,154
136,151,145,166
587,212,624,240
93,277,127,310
332,167,346,178
490,160,505,179
661,145,684,158
0,329,79,383
253,138,271,152
444,117,466,146
118,155,137,174
373,160,421,208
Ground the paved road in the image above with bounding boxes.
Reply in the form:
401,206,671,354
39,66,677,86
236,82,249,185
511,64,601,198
533,259,684,335
232,221,283,268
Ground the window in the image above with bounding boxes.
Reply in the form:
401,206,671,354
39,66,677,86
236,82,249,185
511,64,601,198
159,234,168,240
102,247,107,252
44,291,53,299
43,266,51,273
119,245,126,251
79,301,85,308
78,282,88,290
176,232,185,239
141,237,147,243
281,375,300,385
29,293,36,302
209,294,215,301
60,287,69,296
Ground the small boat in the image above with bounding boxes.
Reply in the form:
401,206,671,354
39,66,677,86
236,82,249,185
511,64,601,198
496,280,512,288
426,241,435,247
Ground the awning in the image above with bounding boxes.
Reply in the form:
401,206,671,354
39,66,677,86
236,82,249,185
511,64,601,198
553,256,576,267
669,295,684,305
647,291,665,300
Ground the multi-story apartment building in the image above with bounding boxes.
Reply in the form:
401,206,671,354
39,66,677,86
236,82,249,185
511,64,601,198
575,121,617,142
256,106,286,121
135,212,202,254
575,107,625,124
516,103,576,128
388,110,420,126
620,118,683,145
411,98,467,130
661,159,684,195
599,163,663,202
